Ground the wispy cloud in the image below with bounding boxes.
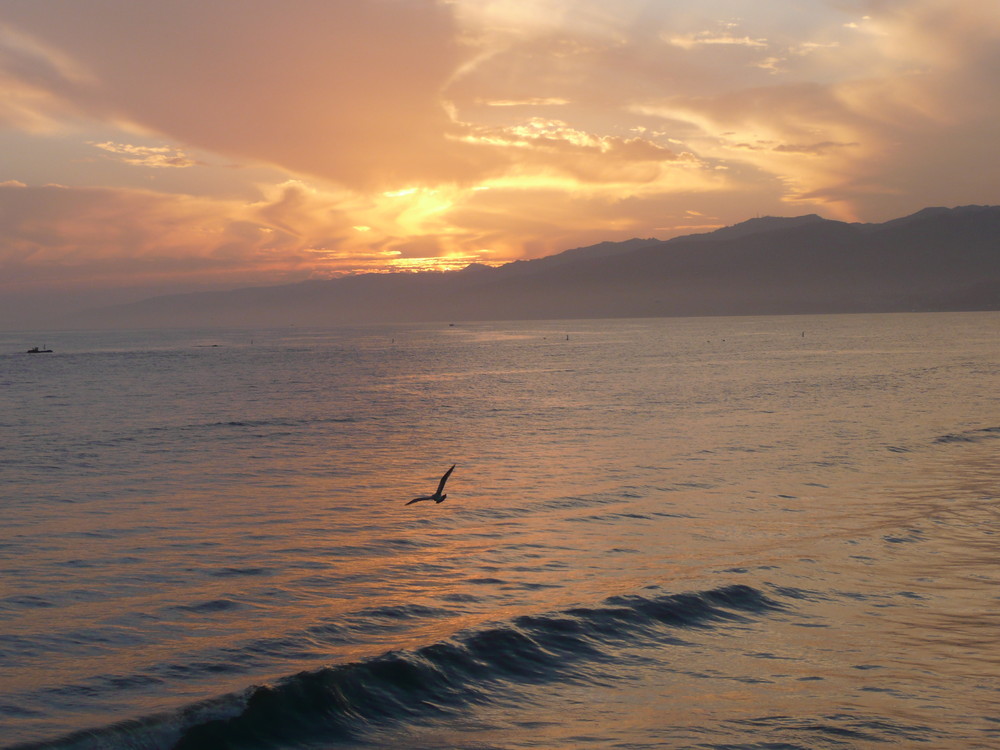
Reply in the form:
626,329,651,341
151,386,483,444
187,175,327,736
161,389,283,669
665,32,769,50
482,97,571,107
91,142,197,168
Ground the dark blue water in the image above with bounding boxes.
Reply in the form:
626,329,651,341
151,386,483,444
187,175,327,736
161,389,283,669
2,314,998,749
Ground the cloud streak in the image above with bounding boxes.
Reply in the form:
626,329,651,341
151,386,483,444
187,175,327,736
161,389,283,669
91,142,197,168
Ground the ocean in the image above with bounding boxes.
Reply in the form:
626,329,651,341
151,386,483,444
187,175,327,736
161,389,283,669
1,312,998,749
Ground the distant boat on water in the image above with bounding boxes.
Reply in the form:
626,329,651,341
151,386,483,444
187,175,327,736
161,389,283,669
26,346,53,353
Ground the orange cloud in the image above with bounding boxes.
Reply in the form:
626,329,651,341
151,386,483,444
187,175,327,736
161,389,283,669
455,117,692,184
2,0,999,327
0,1,494,189
665,31,769,50
0,181,327,290
633,0,1000,218
90,142,197,168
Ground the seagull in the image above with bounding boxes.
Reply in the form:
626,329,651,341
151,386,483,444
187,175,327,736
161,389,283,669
405,465,455,505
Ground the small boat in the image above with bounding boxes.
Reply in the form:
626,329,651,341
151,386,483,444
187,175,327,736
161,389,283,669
26,346,53,353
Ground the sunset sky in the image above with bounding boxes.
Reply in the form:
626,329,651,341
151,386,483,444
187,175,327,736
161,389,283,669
2,0,1000,326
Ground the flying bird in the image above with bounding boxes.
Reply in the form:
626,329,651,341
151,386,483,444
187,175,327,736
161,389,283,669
405,465,455,505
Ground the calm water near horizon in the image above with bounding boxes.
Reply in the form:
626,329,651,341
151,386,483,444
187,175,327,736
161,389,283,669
1,313,998,749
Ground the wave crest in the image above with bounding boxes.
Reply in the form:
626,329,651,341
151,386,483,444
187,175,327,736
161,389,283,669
12,585,780,750
173,584,778,749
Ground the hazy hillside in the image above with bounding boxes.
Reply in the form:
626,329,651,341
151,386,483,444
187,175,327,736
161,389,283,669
70,206,1000,328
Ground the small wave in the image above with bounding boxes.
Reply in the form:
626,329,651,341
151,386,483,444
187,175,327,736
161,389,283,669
351,604,451,621
571,511,655,524
933,426,1000,444
172,599,247,614
11,585,781,750
170,584,780,749
1,595,56,610
173,417,357,432
83,416,360,449
202,417,357,430
5,694,249,750
205,567,273,579
727,712,939,745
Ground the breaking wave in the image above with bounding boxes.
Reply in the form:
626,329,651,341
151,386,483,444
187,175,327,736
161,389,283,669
9,584,780,750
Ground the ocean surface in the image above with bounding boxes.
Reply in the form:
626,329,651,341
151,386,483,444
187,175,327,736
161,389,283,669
1,313,998,749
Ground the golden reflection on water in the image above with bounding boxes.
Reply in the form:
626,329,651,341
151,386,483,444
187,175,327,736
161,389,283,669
413,436,1000,748
5,313,999,746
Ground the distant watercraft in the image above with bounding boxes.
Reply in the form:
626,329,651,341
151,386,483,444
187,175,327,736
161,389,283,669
405,465,456,505
26,346,52,353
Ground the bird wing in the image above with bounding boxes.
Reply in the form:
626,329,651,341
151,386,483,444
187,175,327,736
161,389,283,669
406,496,432,505
436,464,456,494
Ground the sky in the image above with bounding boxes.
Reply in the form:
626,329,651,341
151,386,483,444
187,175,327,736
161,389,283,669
2,0,1000,326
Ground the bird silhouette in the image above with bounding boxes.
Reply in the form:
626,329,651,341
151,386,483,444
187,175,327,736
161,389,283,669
405,465,455,505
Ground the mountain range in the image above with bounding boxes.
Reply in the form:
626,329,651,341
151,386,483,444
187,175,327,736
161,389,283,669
72,205,1000,328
